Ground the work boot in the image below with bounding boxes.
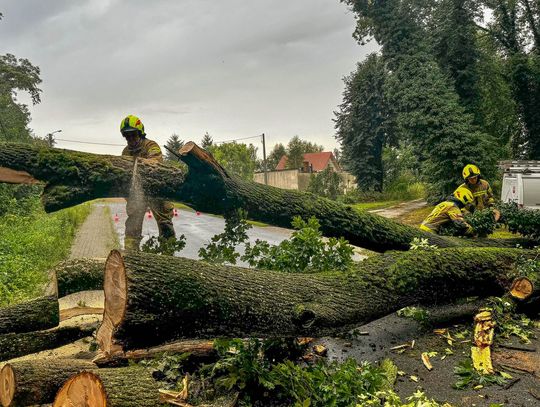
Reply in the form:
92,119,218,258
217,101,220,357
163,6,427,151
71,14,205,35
158,222,176,240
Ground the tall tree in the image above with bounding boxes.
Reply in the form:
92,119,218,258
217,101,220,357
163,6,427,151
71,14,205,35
207,142,258,180
164,134,184,162
0,53,42,143
341,0,498,202
385,50,498,202
335,53,392,192
479,0,540,159
201,132,213,149
285,136,323,169
431,0,482,118
266,143,286,170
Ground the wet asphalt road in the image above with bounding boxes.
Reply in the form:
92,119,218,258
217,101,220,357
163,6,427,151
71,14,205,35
108,202,292,266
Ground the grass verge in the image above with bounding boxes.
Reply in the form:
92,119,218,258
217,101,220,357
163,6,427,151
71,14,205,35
0,203,91,306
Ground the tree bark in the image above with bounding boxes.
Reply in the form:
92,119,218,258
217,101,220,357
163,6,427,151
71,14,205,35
0,142,528,252
53,367,160,407
0,296,59,335
0,322,97,362
53,258,105,297
96,249,530,354
0,270,58,335
0,359,95,407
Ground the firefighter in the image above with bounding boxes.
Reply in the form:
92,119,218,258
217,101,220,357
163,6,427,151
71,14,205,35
460,164,500,221
120,115,175,250
420,186,476,236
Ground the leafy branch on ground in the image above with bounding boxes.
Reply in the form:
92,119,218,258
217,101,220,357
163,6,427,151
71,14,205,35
198,209,252,264
199,210,355,272
439,203,540,240
396,306,429,324
453,359,510,390
141,235,186,256
485,297,536,344
242,216,354,273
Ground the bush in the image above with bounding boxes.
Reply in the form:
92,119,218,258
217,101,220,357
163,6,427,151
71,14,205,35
0,202,91,306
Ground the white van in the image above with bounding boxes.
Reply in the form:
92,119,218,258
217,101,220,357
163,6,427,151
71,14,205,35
500,161,540,209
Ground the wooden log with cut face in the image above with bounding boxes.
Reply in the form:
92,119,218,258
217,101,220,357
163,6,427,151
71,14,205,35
53,367,159,407
0,359,95,407
96,248,530,355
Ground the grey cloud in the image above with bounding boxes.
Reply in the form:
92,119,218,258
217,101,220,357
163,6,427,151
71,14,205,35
0,0,375,154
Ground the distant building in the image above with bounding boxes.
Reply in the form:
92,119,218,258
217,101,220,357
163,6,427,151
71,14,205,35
255,151,356,192
275,152,342,173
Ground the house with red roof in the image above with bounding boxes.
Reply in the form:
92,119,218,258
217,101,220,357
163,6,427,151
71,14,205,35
275,152,342,173
254,151,355,192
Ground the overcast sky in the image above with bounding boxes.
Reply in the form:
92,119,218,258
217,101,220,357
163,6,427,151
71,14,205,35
0,1,375,155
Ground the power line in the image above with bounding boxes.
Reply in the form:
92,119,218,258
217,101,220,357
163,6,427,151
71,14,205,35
56,138,124,147
215,134,262,144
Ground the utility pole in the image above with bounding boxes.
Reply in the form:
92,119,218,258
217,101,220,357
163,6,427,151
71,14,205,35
261,133,268,185
46,129,62,147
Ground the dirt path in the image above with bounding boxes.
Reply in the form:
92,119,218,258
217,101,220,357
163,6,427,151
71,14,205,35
369,198,428,219
62,203,117,312
68,203,117,259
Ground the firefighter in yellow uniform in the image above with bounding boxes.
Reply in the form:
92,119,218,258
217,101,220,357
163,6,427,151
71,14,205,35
460,164,500,221
120,115,175,250
420,187,475,236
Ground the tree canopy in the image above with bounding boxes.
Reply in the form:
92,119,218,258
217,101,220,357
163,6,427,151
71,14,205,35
337,0,535,202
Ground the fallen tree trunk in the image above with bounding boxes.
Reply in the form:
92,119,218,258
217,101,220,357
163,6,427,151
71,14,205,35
53,258,105,297
0,142,528,252
0,322,97,361
0,295,59,335
96,249,531,354
0,273,59,335
53,367,160,407
0,359,95,407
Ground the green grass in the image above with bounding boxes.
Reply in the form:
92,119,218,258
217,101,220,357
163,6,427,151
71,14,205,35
0,203,91,307
398,205,434,226
352,200,401,211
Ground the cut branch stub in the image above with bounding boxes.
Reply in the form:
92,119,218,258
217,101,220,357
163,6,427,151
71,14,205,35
510,277,534,300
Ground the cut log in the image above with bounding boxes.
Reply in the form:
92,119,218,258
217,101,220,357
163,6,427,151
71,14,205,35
0,142,530,252
53,258,105,297
509,275,540,316
0,270,58,335
0,322,97,361
53,367,160,407
0,296,59,335
96,248,531,353
0,359,95,407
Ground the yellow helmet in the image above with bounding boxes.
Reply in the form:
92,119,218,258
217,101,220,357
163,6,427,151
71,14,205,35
453,186,474,206
462,164,480,180
120,115,145,137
